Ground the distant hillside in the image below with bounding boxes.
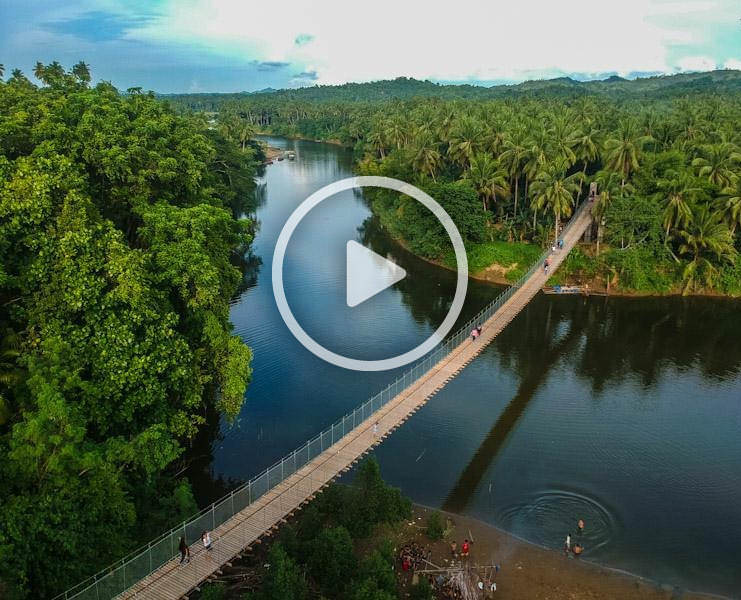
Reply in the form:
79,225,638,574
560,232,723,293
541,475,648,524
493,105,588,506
169,70,741,110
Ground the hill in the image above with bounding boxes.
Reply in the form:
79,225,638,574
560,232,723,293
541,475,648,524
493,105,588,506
168,70,741,111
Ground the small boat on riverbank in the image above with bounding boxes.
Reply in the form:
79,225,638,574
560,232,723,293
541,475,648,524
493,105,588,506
543,285,606,296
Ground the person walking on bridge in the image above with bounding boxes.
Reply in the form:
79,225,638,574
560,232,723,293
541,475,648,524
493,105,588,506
178,537,190,565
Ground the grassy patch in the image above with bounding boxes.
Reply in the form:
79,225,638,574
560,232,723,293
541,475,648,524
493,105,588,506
444,241,543,281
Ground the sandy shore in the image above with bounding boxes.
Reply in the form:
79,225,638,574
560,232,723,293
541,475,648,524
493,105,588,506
385,505,724,600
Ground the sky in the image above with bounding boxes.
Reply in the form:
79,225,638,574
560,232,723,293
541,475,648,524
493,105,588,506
1,0,740,93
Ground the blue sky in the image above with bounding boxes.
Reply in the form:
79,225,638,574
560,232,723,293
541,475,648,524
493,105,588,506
2,0,739,93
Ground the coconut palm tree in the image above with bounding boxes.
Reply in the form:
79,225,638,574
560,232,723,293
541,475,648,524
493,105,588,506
366,128,387,159
691,142,740,189
677,204,736,294
412,133,442,181
385,117,407,150
462,153,509,213
574,128,601,196
548,113,578,167
657,170,701,240
716,176,741,234
530,162,582,243
592,170,626,256
447,117,484,171
500,130,528,219
603,119,651,187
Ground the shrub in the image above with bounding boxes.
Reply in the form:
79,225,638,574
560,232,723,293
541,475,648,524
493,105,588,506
426,511,444,540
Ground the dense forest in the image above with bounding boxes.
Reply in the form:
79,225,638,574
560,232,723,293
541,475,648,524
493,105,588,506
177,72,741,295
0,62,263,599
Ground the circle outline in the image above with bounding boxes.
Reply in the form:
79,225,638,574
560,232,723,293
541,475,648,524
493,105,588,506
272,176,468,371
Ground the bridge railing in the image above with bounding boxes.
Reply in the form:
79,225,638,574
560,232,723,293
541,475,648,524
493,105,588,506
54,200,591,600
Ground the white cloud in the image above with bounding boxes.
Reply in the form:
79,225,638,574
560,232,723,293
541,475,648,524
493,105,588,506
13,0,733,89
677,56,718,72
129,0,708,84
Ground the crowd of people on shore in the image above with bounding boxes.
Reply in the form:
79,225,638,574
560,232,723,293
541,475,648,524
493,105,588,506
399,541,432,572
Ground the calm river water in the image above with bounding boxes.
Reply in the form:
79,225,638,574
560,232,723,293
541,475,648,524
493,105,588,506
200,137,741,597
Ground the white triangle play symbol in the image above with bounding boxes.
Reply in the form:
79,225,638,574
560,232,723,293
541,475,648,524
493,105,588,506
346,241,406,308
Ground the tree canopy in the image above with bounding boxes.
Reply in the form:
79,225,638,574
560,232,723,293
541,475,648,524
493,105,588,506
0,62,261,599
204,74,741,295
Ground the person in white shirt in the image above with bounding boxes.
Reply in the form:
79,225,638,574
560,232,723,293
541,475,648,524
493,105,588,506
202,530,213,552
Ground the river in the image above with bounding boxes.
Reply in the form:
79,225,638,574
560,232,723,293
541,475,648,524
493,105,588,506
198,136,741,598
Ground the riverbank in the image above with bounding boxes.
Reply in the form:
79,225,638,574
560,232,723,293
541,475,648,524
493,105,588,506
375,218,741,299
256,129,350,147
386,505,724,600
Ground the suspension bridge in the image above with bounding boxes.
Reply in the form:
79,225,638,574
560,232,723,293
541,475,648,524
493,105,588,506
56,200,594,600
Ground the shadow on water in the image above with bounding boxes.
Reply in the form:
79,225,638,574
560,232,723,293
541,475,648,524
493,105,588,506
442,302,586,513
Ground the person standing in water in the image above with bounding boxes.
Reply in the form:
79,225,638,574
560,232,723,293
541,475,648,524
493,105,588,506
564,533,571,556
577,519,585,535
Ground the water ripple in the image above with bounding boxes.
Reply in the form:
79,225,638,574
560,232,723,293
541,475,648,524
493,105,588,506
496,488,621,555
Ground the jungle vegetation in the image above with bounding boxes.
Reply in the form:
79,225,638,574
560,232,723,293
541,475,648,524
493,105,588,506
0,62,263,599
178,73,741,295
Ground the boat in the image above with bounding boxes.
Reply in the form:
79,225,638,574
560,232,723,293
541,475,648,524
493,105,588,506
543,285,606,296
285,150,296,160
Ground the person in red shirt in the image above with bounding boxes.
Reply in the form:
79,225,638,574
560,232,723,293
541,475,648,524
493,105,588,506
461,539,470,557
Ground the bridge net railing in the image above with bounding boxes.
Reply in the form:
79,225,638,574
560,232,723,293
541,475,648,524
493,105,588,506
55,200,591,600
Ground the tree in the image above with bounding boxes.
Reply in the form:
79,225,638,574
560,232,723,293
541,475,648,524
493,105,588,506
691,142,740,189
0,329,21,425
462,153,509,213
500,130,527,218
592,170,625,256
425,511,444,540
256,544,307,600
604,119,651,187
307,527,356,597
677,204,736,294
717,177,741,235
71,61,91,84
447,117,484,170
574,127,601,195
412,133,442,181
530,163,582,243
657,169,701,241
0,62,259,599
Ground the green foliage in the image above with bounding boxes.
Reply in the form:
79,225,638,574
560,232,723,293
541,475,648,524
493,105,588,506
255,543,307,600
0,62,260,598
444,240,542,278
371,180,485,260
264,462,410,600
425,511,444,540
195,73,741,296
408,576,435,600
307,526,356,597
200,583,227,600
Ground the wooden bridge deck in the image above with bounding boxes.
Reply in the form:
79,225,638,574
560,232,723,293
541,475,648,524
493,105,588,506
118,205,593,599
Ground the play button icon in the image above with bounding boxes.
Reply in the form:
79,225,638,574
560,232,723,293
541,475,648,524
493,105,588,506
272,176,468,371
346,241,406,307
